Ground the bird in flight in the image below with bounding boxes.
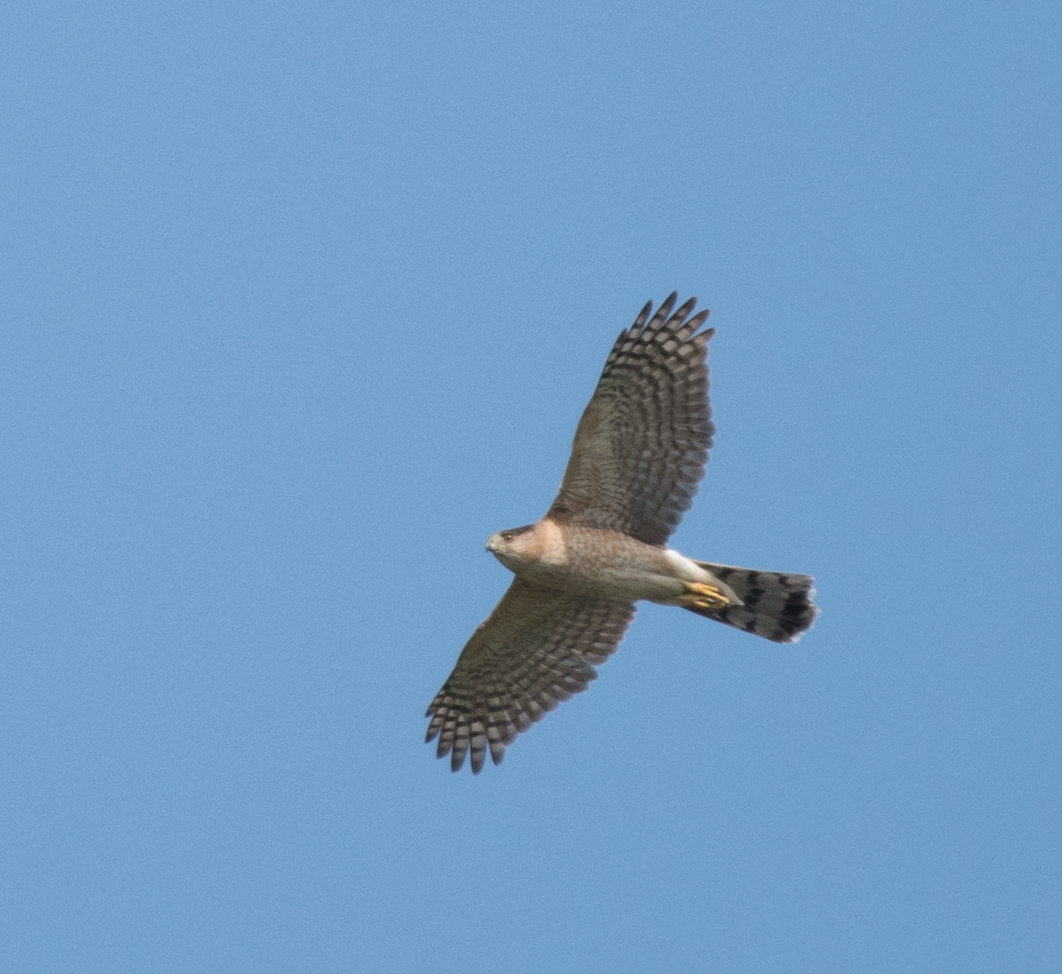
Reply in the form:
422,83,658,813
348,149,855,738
426,293,818,773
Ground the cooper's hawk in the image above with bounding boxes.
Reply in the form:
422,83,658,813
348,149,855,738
426,294,818,773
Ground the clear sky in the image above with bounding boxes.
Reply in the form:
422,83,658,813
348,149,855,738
3,2,1060,971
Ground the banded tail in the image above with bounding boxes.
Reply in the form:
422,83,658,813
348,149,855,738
689,561,819,643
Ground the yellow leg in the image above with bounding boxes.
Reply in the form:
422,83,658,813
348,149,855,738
680,581,731,611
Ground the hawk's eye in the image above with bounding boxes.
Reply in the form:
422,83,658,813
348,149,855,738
500,524,533,543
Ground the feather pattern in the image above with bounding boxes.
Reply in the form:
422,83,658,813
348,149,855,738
426,579,635,773
547,293,715,547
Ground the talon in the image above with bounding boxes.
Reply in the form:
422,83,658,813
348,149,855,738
682,581,731,611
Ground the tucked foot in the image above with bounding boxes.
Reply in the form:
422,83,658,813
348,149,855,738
680,581,732,612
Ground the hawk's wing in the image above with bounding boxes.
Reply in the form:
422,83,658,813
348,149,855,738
546,293,715,547
426,579,635,773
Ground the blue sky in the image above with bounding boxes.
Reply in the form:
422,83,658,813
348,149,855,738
3,1,1060,971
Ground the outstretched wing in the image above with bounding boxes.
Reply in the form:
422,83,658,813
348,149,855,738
426,579,635,773
547,293,715,547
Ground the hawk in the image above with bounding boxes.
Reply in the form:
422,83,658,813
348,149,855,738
426,293,818,773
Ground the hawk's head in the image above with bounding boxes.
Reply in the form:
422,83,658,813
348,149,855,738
485,524,535,563
485,519,568,577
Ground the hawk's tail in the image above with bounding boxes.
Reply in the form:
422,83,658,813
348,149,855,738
688,561,819,644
